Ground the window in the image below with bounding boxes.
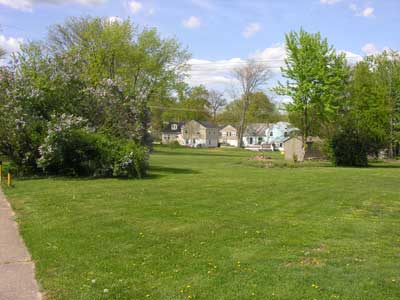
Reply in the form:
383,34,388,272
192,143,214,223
171,124,178,130
284,131,288,137
209,139,211,145
270,132,273,136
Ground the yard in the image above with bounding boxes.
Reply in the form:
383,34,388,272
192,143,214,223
3,146,400,300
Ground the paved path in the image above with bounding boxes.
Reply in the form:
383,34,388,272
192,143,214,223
0,188,42,300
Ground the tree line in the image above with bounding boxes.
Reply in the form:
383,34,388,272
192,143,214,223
0,18,399,175
275,29,400,166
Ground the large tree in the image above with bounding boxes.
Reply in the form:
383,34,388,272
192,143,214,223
232,60,271,147
0,17,190,172
45,17,190,143
274,29,349,148
370,50,400,158
218,92,280,125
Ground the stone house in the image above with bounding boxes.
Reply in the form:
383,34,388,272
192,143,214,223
181,120,219,148
219,125,238,147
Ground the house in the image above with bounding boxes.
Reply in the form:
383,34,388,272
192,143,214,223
161,122,184,144
181,120,219,148
242,122,296,151
219,125,238,147
264,122,296,151
283,136,323,161
242,123,270,148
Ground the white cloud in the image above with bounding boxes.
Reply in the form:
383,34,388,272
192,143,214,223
320,0,342,4
338,50,363,64
251,44,286,71
0,35,23,54
0,0,104,11
182,16,201,29
320,1,375,18
108,16,122,23
128,0,142,14
243,22,262,39
0,35,23,64
186,45,286,90
361,43,381,55
187,45,365,92
350,3,375,18
360,6,374,17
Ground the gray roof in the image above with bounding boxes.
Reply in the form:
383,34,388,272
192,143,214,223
244,123,270,136
162,122,185,133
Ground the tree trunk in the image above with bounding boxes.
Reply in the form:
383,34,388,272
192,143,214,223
238,95,249,148
388,114,394,159
302,100,309,152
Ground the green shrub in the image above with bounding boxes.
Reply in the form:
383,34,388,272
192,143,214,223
37,115,148,177
112,141,148,178
331,129,369,167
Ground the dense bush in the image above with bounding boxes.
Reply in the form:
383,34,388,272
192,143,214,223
37,115,148,178
331,129,369,167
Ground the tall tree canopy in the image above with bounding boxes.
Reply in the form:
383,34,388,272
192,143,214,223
218,92,281,126
370,51,400,157
274,29,349,146
0,16,190,173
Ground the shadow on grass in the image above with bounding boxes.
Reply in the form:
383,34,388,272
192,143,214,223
368,164,400,169
11,166,199,183
153,149,246,158
149,166,200,175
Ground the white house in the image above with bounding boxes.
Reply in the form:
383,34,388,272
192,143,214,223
264,122,295,151
242,122,297,151
242,123,270,147
219,125,238,147
161,122,184,144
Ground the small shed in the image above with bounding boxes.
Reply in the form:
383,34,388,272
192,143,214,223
283,136,323,162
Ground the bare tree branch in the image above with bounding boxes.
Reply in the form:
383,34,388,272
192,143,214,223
232,60,271,147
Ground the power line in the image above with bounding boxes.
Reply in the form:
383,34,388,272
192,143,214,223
149,105,207,112
188,56,363,67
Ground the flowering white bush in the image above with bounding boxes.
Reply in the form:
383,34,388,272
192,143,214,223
37,114,87,171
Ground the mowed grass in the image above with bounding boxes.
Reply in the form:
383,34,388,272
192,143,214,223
3,146,400,300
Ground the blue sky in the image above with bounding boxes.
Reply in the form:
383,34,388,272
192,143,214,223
1,0,399,96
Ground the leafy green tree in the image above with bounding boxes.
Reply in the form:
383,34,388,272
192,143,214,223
370,50,400,157
0,16,189,174
344,61,389,156
46,17,190,144
218,92,280,125
274,29,349,148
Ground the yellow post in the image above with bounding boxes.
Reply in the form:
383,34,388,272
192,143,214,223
7,172,11,188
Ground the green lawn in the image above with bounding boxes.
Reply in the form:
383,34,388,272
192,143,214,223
3,146,400,300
